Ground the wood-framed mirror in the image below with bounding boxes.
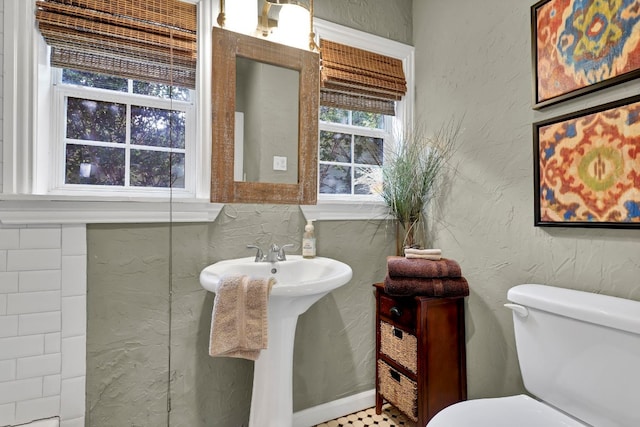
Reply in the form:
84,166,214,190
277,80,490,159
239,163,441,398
211,26,320,204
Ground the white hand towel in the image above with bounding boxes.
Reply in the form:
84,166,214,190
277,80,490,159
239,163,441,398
404,248,442,256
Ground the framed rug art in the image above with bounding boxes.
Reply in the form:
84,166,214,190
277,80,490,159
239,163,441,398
531,0,640,109
534,94,640,228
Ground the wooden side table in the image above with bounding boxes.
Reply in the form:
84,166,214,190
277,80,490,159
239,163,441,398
374,283,467,426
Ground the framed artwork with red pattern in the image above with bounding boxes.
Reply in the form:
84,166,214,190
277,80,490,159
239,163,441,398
531,0,640,109
534,94,640,227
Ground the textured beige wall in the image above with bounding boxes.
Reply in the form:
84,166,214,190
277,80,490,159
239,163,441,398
414,0,640,400
87,208,395,426
314,0,413,44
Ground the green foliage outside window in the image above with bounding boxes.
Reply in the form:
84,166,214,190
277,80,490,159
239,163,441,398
62,69,128,92
319,106,387,195
60,69,189,189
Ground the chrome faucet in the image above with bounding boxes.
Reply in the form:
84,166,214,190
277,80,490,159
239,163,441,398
278,244,294,261
246,245,264,262
247,243,294,262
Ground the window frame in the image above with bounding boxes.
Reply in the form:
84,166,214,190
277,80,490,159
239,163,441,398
318,110,393,202
319,111,393,200
50,69,196,197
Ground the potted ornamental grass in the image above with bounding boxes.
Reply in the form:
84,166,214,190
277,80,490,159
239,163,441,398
380,119,461,254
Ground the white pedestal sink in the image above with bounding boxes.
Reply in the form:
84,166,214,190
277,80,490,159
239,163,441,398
200,255,352,427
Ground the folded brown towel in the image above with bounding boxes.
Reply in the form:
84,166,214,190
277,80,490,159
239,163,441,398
383,274,469,297
209,274,276,360
387,256,462,279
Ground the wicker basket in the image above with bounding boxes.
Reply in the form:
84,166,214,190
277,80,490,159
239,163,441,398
377,360,418,422
379,321,417,373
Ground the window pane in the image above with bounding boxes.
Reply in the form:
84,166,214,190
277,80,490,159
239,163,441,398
133,81,191,102
320,131,352,162
131,106,186,149
319,164,351,194
354,136,383,165
66,98,126,143
319,106,349,124
354,166,382,195
352,111,384,129
65,144,125,185
62,69,127,92
130,150,185,188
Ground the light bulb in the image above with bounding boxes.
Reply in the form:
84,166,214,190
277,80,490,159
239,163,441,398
273,5,309,50
224,0,258,35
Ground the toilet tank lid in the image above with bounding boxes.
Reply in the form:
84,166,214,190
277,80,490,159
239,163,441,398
508,284,640,335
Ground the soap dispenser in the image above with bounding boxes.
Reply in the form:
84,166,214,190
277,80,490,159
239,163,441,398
302,220,316,258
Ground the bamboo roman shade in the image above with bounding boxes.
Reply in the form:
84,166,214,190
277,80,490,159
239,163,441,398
320,39,407,116
35,0,197,88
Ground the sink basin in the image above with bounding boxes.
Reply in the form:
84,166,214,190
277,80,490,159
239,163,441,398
200,255,352,298
199,255,352,427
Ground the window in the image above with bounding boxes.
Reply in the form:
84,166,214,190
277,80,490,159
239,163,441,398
319,107,391,197
31,0,200,197
313,25,412,209
1,0,219,223
52,69,195,195
301,19,414,220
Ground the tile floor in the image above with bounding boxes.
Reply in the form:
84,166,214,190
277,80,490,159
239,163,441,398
315,404,416,427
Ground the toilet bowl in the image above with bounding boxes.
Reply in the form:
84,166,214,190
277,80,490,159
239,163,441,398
428,284,640,427
428,394,585,426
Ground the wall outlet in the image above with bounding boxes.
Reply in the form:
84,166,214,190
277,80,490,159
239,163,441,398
273,156,287,171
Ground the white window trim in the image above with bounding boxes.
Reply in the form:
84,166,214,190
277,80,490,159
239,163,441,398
0,194,220,224
1,0,223,224
50,73,196,197
319,114,391,200
302,18,415,221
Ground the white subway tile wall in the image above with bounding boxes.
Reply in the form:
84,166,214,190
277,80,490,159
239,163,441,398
0,405,13,424
15,395,61,424
61,297,85,338
7,291,61,315
0,251,7,272
0,360,16,382
0,230,19,250
1,7,87,424
7,249,62,272
58,417,83,427
44,333,61,354
17,353,61,380
18,312,61,336
0,224,87,426
43,374,61,397
60,376,85,422
20,271,62,293
0,272,18,293
0,316,18,338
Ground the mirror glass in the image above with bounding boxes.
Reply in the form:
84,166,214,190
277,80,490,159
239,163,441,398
235,57,299,184
211,27,319,204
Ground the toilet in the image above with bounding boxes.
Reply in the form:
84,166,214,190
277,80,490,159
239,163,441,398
427,283,640,427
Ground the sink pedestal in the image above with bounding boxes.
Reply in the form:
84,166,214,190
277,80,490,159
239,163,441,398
199,256,352,427
249,294,325,427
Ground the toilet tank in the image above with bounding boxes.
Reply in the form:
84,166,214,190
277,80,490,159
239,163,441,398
508,284,640,427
